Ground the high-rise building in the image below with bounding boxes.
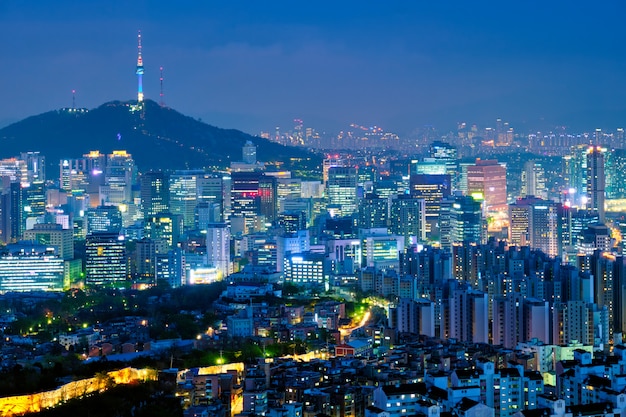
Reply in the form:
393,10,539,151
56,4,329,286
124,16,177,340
429,141,460,190
231,171,263,234
86,205,123,234
85,232,127,287
358,194,388,229
587,146,606,222
467,159,507,211
409,174,451,239
326,167,358,217
20,152,45,182
283,252,327,288
440,195,483,250
206,223,231,279
197,174,231,222
169,170,203,230
521,160,547,199
100,151,136,205
21,180,46,231
390,195,426,245
134,238,168,283
145,213,183,249
259,175,278,223
23,223,74,260
509,197,561,257
0,243,65,292
448,288,489,343
140,171,169,219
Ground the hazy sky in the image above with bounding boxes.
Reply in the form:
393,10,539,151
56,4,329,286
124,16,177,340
1,1,625,135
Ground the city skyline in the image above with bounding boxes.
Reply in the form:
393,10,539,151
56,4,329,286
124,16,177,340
1,2,626,135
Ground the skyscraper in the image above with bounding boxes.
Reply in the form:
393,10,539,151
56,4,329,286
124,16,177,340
169,170,203,230
140,171,169,219
390,195,426,245
586,146,606,222
467,159,507,212
521,160,547,199
326,167,358,218
409,174,451,239
100,151,136,205
206,223,231,279
358,194,388,229
85,232,127,288
508,197,561,257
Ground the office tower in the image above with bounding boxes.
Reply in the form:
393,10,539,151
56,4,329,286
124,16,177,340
409,174,451,239
390,195,426,245
322,155,348,184
145,213,183,249
85,232,127,287
140,171,169,219
155,247,183,288
23,223,74,260
20,152,45,182
197,174,231,222
259,175,278,223
169,170,203,229
283,252,327,288
587,146,606,222
0,158,28,184
440,194,483,251
134,238,168,283
358,194,388,229
467,159,507,211
21,180,46,230
195,202,222,231
521,160,547,199
606,149,626,198
277,211,307,234
577,223,612,255
9,182,23,242
231,171,262,233
86,205,123,234
59,151,106,195
242,140,257,164
206,223,231,279
563,144,591,199
361,231,404,270
326,167,358,217
429,141,459,190
0,243,65,292
100,151,136,205
509,197,560,257
275,177,302,200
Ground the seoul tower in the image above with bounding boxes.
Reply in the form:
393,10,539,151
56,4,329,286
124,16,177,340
136,30,144,102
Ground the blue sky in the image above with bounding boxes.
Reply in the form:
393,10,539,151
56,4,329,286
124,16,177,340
0,1,625,134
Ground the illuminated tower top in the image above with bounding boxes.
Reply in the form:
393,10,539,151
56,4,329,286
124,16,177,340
136,30,144,103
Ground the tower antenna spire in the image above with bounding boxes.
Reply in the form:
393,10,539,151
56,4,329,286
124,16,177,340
159,66,165,107
72,89,76,110
136,30,144,103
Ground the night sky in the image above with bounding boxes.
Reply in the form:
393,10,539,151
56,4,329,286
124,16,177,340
1,1,625,135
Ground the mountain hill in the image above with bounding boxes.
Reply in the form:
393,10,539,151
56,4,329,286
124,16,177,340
0,100,318,171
